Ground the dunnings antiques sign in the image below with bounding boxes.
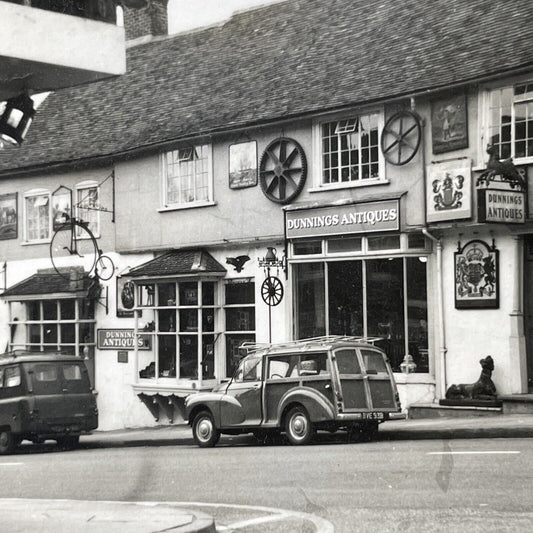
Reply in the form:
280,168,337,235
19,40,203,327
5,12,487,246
477,189,526,224
285,199,399,239
97,329,152,350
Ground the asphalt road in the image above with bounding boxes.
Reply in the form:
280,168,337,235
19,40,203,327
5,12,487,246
0,431,532,532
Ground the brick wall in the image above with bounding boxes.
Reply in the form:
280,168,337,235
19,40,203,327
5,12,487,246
123,0,168,41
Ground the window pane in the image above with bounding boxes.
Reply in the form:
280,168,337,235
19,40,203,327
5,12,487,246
5,366,21,388
42,300,57,320
293,240,322,255
179,309,198,332
406,257,429,373
335,349,361,374
202,282,215,305
77,187,98,235
28,301,40,321
61,300,75,319
179,282,198,305
158,309,176,332
226,308,255,331
367,235,400,251
138,284,155,307
202,335,215,379
61,323,75,344
225,281,254,304
226,334,255,378
328,261,363,336
366,258,405,371
158,283,176,306
299,353,329,376
328,237,362,253
43,324,58,344
25,194,50,241
360,349,388,373
202,309,215,332
294,262,325,338
158,335,176,377
28,324,40,345
180,335,197,378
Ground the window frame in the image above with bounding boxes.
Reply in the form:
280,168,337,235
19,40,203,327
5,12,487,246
160,144,214,210
23,189,51,243
312,108,386,191
76,180,100,238
479,78,533,167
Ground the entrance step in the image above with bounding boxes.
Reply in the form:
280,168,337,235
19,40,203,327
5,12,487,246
500,394,533,415
408,403,502,419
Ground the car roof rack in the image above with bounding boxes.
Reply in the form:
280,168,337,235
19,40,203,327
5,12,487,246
240,335,383,355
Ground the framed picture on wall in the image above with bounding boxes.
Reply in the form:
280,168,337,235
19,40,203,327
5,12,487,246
455,239,499,309
229,140,258,189
0,193,17,240
431,93,468,154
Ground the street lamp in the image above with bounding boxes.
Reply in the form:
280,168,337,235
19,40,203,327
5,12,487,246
0,93,36,146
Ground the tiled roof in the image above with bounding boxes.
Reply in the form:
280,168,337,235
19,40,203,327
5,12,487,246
127,249,226,278
2,0,533,173
1,268,93,299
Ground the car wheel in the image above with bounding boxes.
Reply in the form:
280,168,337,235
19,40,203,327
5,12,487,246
56,435,80,450
192,411,220,448
285,406,314,445
0,429,17,455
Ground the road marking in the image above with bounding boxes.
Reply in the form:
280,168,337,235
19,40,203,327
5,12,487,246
428,451,520,455
0,463,23,466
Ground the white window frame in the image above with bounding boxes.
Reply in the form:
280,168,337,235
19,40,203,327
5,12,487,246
23,189,51,243
160,144,214,211
478,78,533,168
312,108,386,191
76,180,100,238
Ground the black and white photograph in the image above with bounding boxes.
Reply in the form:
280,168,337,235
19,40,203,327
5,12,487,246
1,1,533,532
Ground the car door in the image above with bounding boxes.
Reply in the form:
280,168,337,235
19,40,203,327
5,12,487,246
220,356,263,427
359,348,397,410
333,348,369,412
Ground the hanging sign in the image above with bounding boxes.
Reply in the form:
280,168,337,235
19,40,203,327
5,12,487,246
477,189,526,224
285,199,399,239
97,329,152,350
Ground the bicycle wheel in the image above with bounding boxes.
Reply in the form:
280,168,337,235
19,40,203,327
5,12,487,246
95,254,115,281
50,222,98,280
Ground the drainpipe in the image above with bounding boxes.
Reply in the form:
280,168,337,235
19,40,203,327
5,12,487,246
422,228,447,400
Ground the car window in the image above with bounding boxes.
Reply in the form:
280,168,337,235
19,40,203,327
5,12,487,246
5,366,21,388
267,355,299,379
299,353,329,376
335,349,361,374
29,363,62,394
234,357,262,382
360,349,388,373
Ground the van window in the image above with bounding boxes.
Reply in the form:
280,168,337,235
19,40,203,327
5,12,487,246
268,355,299,379
361,349,388,373
335,349,361,374
30,363,62,394
234,357,262,382
62,363,91,393
5,366,21,388
299,353,329,376
63,363,82,381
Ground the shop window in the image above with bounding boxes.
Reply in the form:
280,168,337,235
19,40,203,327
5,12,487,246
24,190,50,242
162,144,213,208
138,284,155,307
224,280,255,377
317,112,383,187
483,82,533,161
293,240,323,256
367,235,400,251
328,237,362,254
293,257,429,373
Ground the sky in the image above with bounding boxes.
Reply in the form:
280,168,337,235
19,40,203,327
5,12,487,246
167,0,284,34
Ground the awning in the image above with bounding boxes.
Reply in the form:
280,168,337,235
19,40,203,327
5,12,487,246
126,249,226,280
1,267,95,301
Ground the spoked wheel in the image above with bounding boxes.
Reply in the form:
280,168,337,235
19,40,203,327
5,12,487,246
261,276,284,306
95,254,115,281
50,222,98,280
380,110,422,166
192,411,220,448
56,435,80,450
0,429,17,455
285,406,314,445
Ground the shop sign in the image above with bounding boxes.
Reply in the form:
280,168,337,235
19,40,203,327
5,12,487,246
97,329,152,351
285,199,399,239
477,189,526,224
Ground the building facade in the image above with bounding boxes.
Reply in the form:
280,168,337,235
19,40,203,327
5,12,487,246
1,0,532,430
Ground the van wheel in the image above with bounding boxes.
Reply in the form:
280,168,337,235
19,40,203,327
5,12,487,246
285,406,314,445
0,430,17,455
56,436,80,450
192,411,220,448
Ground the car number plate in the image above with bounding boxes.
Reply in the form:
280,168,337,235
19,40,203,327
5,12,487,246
362,412,384,420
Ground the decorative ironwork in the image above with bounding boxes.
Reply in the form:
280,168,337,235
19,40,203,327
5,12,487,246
476,145,527,191
380,110,422,165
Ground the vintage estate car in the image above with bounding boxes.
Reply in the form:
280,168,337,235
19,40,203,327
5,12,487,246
185,336,402,447
0,351,98,454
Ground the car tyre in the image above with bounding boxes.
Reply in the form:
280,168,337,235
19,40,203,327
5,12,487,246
0,429,17,455
285,406,314,445
192,411,220,448
56,435,80,450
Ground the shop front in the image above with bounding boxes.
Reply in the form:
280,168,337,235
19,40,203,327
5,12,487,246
285,199,435,408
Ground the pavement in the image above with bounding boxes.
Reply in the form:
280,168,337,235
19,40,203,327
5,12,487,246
3,413,533,532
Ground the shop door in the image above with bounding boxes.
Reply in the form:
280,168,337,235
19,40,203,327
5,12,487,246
524,247,533,390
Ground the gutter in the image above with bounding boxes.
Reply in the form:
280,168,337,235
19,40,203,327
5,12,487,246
422,228,447,400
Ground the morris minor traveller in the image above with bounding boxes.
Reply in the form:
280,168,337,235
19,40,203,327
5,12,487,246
185,336,401,447
0,351,98,454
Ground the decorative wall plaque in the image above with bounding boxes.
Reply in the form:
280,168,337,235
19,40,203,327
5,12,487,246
427,161,472,222
431,93,468,154
0,192,17,240
229,140,257,189
455,239,499,309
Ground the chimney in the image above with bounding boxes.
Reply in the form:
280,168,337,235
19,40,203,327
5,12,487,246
123,0,169,41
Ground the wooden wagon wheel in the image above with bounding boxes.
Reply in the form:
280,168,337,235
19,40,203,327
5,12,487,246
261,276,284,307
380,110,422,165
259,137,307,204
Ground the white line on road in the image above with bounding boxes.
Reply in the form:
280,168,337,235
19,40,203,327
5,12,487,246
427,451,520,455
0,463,23,466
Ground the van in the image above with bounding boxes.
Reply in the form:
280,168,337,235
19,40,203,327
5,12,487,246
0,352,98,454
185,336,402,447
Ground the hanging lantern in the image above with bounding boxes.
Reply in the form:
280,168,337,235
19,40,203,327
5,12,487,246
0,94,36,146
